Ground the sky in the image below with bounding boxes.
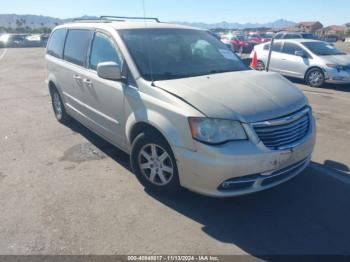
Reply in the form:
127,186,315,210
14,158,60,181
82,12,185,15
0,0,349,25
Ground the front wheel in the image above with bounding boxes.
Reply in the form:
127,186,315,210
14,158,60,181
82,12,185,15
306,68,325,87
131,132,181,195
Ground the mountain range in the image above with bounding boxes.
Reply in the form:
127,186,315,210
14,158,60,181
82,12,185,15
0,14,296,29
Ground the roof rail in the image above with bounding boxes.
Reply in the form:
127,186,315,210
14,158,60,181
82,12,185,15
72,17,112,23
100,16,160,23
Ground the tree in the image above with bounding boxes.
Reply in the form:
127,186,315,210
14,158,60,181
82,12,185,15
15,19,22,28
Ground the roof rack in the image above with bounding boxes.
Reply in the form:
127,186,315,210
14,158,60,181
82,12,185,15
100,16,160,23
72,17,112,23
71,16,160,24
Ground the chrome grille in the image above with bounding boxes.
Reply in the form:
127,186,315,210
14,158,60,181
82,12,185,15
253,108,311,150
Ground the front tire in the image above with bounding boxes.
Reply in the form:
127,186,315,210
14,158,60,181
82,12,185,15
50,87,71,124
131,132,181,195
306,68,325,87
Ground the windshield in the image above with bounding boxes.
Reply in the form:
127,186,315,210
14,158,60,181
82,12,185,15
119,29,247,81
302,41,346,56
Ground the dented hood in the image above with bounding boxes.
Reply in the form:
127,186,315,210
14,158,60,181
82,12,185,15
155,70,307,123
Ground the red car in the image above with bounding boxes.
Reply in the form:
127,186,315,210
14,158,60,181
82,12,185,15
221,35,254,54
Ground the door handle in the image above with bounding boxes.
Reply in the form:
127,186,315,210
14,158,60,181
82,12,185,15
83,78,93,87
73,74,82,80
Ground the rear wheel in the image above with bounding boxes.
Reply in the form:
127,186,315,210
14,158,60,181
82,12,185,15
306,68,325,87
256,60,265,71
131,132,181,195
50,87,71,123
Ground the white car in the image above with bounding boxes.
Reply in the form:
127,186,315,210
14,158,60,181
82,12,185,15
251,39,350,87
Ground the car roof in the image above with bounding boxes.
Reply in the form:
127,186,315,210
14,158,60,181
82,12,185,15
54,21,202,31
281,39,324,43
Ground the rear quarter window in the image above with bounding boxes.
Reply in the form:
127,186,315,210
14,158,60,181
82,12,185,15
63,29,94,66
47,29,67,58
263,42,282,52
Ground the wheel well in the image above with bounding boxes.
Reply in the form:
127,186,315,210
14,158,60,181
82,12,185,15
129,122,167,145
48,81,56,95
304,66,324,80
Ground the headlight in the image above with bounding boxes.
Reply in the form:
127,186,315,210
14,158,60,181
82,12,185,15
188,118,247,144
326,64,345,71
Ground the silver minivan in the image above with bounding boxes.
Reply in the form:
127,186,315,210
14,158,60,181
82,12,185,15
46,17,316,197
252,39,350,87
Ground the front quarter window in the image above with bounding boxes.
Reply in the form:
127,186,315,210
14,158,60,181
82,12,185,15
89,32,123,70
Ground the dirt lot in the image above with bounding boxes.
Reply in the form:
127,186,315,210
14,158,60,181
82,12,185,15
0,48,350,256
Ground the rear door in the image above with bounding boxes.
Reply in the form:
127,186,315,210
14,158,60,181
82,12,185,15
61,29,94,122
78,30,127,148
263,41,283,73
278,41,310,78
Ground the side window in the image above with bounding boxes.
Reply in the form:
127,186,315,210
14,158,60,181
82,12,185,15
64,29,93,66
263,42,282,52
89,32,123,71
47,29,67,58
282,42,303,55
284,34,302,39
274,33,282,39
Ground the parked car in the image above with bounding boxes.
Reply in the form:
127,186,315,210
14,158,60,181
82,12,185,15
23,34,44,47
0,34,27,47
251,39,350,87
221,35,254,53
274,32,319,40
247,33,270,44
46,17,316,197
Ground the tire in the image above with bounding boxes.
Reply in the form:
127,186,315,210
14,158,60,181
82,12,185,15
50,87,71,124
130,132,181,195
256,60,265,71
306,68,325,87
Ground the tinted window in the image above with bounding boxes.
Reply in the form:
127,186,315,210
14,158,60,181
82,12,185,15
274,33,283,39
302,41,346,56
301,33,318,39
263,42,282,52
89,32,123,70
47,29,67,58
119,29,247,81
282,42,303,55
64,29,93,66
284,34,302,39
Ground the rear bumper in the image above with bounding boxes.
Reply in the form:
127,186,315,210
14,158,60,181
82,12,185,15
173,117,316,198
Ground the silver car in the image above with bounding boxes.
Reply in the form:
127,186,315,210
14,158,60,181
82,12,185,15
252,39,350,87
46,17,316,197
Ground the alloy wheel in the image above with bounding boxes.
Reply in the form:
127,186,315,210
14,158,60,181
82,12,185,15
308,71,324,87
138,143,174,186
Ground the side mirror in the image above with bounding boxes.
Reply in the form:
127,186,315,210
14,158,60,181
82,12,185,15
295,50,307,58
97,61,122,81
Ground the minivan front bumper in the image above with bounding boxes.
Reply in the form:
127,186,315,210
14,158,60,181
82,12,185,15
173,116,316,197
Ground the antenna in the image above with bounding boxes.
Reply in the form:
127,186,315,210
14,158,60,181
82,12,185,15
266,36,275,72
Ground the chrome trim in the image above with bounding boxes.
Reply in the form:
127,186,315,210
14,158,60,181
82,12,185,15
251,107,312,150
221,156,310,188
252,107,310,127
